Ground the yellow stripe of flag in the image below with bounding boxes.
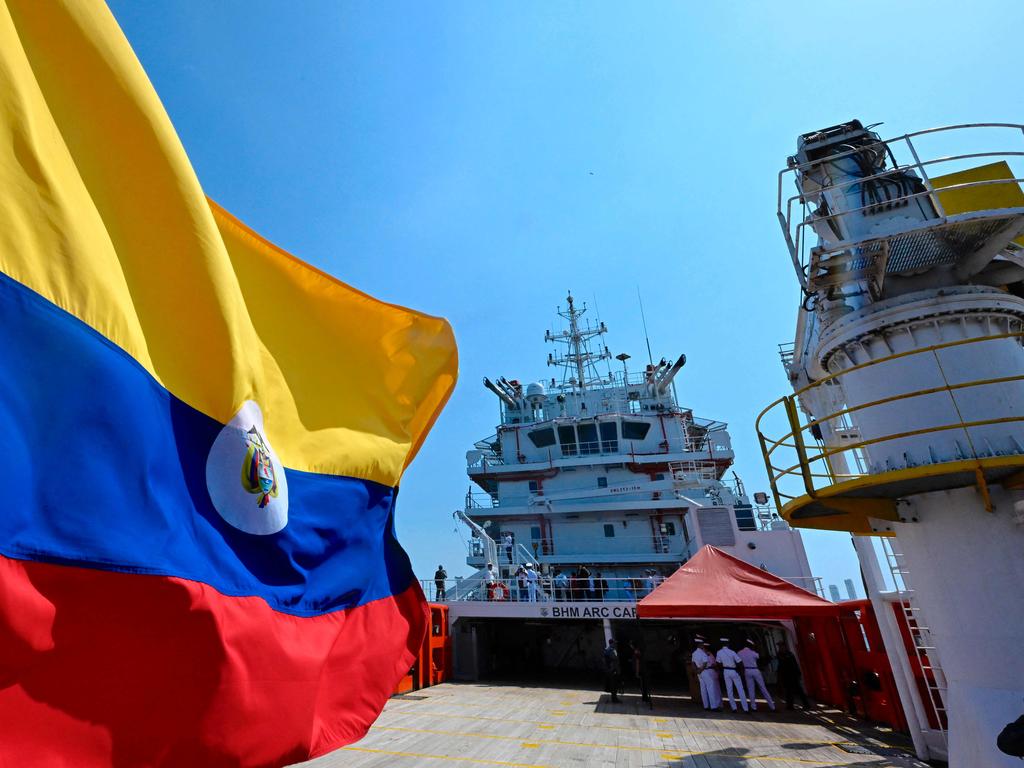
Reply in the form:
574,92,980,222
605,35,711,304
0,0,457,486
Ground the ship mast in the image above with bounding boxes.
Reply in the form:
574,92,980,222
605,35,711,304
545,293,611,391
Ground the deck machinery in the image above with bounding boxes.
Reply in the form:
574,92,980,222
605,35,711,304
758,121,1024,764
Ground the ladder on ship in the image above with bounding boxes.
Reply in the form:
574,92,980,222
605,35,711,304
880,536,948,747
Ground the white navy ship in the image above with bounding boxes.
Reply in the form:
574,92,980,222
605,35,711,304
432,295,820,680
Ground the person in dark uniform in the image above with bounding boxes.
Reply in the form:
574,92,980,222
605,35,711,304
630,640,652,707
433,565,447,601
603,639,622,703
776,641,811,710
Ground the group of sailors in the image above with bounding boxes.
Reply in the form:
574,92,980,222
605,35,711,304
691,636,809,713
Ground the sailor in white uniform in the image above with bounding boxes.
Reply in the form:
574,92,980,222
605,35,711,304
690,640,713,710
738,639,775,712
698,640,721,710
715,638,749,712
525,563,539,602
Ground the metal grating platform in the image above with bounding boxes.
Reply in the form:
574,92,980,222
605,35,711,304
885,216,1016,274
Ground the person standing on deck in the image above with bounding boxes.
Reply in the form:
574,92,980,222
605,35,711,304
701,641,721,710
644,569,656,597
433,565,447,601
502,532,514,564
514,565,527,602
622,581,636,602
484,562,498,601
630,640,652,707
739,639,775,712
651,569,664,589
595,572,608,601
716,638,749,713
691,639,714,710
553,569,568,601
525,563,539,602
776,641,812,710
603,639,622,703
585,566,596,601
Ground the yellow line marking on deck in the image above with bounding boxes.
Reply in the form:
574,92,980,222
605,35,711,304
385,709,856,746
368,726,856,765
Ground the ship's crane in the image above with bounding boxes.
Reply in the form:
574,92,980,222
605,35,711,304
758,120,1024,766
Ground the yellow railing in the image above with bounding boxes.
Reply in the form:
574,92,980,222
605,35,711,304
755,332,1024,521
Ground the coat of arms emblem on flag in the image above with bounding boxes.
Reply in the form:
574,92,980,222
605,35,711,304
242,426,278,508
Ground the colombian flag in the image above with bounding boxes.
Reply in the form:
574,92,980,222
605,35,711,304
0,2,456,766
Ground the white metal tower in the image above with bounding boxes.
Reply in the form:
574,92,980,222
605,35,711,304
757,121,1024,765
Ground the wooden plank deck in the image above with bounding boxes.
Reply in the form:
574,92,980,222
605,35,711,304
297,683,930,768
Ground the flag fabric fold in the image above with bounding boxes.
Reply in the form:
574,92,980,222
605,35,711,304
0,1,457,765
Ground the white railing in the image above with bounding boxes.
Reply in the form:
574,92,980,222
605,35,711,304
777,123,1024,289
422,576,662,603
466,536,689,564
424,570,822,602
465,488,499,509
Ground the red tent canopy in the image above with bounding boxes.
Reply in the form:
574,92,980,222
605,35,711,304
638,545,837,619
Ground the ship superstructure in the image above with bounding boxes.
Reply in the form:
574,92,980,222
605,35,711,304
454,294,816,599
757,121,1024,765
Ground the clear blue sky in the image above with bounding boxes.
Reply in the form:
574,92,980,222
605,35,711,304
108,1,1021,593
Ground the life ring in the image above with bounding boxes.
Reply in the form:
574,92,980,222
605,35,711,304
493,582,510,601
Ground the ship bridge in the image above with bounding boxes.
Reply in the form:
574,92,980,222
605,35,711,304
455,293,815,611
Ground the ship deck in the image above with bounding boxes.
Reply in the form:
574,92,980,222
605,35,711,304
298,682,929,768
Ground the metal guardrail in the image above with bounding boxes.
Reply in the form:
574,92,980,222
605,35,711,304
755,332,1024,511
467,435,733,469
422,573,824,602
423,576,652,603
776,123,1024,289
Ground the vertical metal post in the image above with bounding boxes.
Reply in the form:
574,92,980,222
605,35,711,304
756,425,784,511
784,396,818,498
905,135,945,219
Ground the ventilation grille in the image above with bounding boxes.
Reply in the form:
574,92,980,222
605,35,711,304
697,507,735,547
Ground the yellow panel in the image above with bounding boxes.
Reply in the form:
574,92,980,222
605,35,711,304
0,0,456,485
931,161,1024,245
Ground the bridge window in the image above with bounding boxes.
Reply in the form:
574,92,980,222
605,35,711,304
578,422,599,455
603,524,615,538
599,421,618,452
527,427,556,448
558,425,577,456
621,421,651,441
597,477,608,488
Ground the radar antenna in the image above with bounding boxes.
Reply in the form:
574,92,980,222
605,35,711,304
545,292,611,391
